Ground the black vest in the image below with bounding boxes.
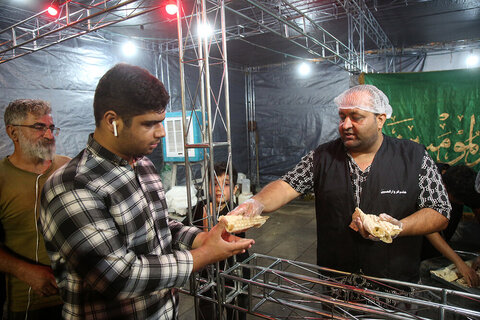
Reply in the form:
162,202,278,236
313,135,425,282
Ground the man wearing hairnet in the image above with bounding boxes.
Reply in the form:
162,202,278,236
231,84,451,283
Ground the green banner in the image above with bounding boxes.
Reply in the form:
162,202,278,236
364,68,480,170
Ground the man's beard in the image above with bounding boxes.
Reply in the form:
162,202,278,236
17,131,55,161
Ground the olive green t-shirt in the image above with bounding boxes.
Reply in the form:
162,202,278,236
0,155,69,312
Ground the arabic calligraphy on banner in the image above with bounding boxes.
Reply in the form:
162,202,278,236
385,113,480,168
363,68,480,171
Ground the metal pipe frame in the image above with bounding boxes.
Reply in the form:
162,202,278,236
244,69,260,187
200,0,391,72
0,0,163,64
338,0,392,50
213,253,480,320
241,0,364,72
2,0,479,72
341,0,394,73
0,0,392,73
175,1,238,317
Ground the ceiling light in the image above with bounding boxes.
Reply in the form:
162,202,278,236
298,62,311,76
197,23,213,38
165,3,178,15
47,5,58,16
466,54,479,68
122,41,137,57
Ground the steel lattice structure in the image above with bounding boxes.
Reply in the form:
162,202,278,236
0,0,166,64
0,0,395,72
9,2,480,320
182,253,480,320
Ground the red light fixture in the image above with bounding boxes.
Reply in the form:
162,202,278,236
165,2,178,15
47,5,58,16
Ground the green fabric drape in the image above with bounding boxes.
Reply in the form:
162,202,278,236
364,68,480,170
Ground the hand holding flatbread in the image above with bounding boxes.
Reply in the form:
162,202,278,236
349,207,403,243
431,259,480,288
219,215,269,233
228,198,265,218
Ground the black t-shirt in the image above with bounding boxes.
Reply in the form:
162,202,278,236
464,193,480,211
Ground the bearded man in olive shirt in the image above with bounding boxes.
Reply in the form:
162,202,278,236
0,99,70,320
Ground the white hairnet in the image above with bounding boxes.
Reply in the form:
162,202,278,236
334,84,393,119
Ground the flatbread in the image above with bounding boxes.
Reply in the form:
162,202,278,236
431,266,459,282
350,207,403,243
431,260,480,288
219,215,269,233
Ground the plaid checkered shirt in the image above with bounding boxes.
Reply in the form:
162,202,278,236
40,135,201,320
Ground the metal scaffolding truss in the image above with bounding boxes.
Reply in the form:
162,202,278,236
0,0,394,72
242,0,366,72
216,0,393,72
174,0,236,228
183,253,480,320
341,0,392,50
244,70,260,189
340,0,395,72
161,0,393,72
0,0,162,64
173,1,238,317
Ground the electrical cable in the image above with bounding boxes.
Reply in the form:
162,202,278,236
24,173,43,320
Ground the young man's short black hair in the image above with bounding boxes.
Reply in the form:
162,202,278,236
214,161,238,185
442,164,478,204
93,63,170,126
436,162,450,175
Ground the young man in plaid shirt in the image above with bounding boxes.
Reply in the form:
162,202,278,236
40,63,254,320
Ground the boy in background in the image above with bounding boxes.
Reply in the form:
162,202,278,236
191,162,249,320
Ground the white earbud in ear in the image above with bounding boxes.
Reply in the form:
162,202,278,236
112,120,118,137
